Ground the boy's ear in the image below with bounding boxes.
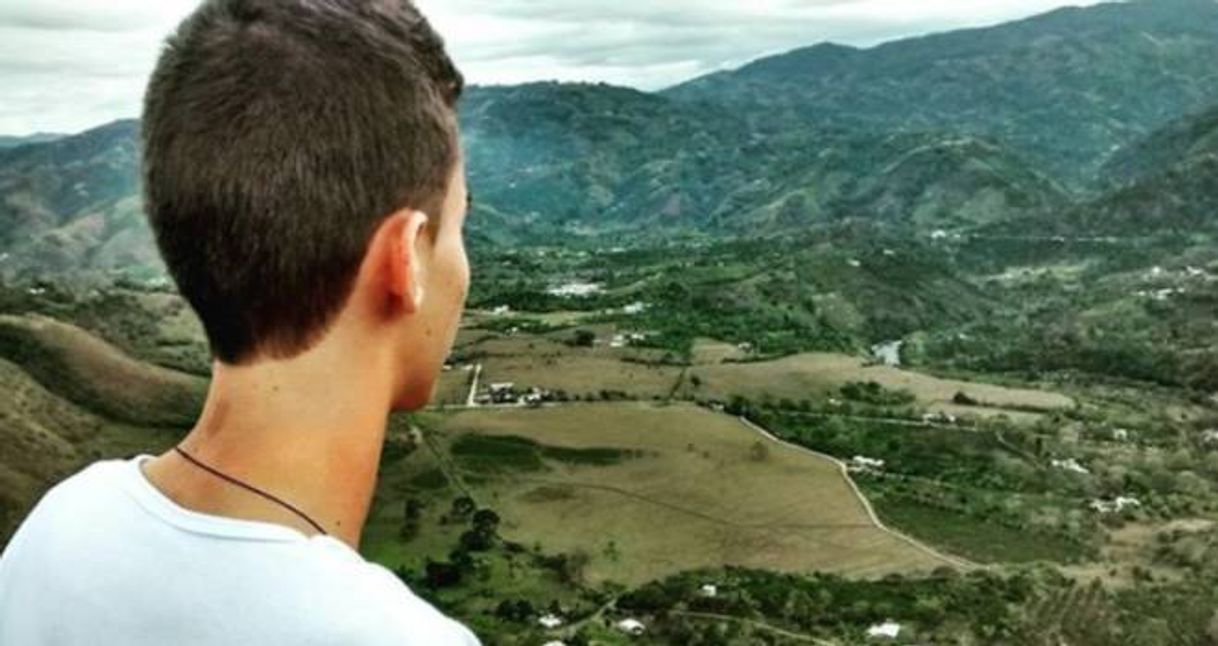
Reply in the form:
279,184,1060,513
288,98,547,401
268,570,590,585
384,209,431,313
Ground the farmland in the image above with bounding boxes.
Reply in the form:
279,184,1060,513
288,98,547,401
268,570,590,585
411,403,952,585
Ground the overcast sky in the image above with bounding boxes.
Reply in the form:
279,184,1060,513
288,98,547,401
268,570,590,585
0,0,1109,136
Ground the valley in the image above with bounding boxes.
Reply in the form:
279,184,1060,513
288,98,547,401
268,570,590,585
5,0,1218,643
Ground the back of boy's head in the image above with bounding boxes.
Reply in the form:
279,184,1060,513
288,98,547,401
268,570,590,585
142,0,464,365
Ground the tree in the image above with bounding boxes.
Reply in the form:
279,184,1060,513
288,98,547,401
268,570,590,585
404,498,423,522
472,508,501,533
573,330,596,347
450,495,476,520
424,559,462,588
953,391,980,406
495,599,536,622
460,528,495,552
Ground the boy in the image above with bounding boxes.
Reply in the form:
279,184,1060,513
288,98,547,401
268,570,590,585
0,1,479,643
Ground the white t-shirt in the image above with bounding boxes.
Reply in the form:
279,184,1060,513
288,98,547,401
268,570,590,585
0,455,480,645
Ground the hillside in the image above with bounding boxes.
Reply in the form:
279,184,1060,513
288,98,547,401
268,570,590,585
461,82,748,233
464,84,1064,235
665,0,1218,186
0,312,203,541
2,1,1216,275
1101,102,1218,186
1005,101,1218,236
0,120,159,280
0,133,64,150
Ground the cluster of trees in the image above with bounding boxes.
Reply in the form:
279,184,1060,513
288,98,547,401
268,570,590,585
618,567,1063,643
839,381,916,406
403,496,503,590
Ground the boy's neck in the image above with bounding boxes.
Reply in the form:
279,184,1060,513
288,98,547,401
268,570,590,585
142,343,394,550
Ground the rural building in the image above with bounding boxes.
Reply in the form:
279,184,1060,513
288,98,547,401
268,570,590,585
615,618,646,636
866,621,902,639
1089,497,1141,514
487,383,517,404
538,614,564,629
1051,458,1090,475
700,584,718,598
922,412,958,424
849,456,886,472
547,280,603,297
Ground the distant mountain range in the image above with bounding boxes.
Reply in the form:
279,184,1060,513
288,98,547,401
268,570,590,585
3,0,1218,280
666,0,1218,187
1071,103,1218,235
0,133,64,150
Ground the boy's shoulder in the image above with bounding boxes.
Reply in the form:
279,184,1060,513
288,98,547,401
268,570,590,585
0,456,480,645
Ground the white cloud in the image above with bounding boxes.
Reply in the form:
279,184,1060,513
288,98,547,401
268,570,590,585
0,0,1108,135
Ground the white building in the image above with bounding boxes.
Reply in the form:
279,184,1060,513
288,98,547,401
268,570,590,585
623,301,649,315
849,456,886,472
538,614,564,629
700,584,718,598
1051,458,1090,475
866,621,902,639
922,412,958,424
547,280,604,297
615,618,646,636
1090,497,1141,514
491,305,512,316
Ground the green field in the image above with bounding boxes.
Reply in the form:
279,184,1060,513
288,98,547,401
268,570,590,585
375,402,953,586
682,351,1074,421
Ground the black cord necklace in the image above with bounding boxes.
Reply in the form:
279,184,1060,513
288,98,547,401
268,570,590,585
172,445,328,536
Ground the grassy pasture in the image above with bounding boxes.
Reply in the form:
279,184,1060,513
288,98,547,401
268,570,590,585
458,331,683,400
431,367,475,407
0,354,178,542
0,314,206,427
690,337,749,365
411,403,948,585
684,352,1073,417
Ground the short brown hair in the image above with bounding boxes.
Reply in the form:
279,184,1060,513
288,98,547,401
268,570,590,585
142,0,463,365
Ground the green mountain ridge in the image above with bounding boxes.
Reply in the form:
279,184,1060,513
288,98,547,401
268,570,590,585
0,133,65,150
665,0,1218,187
1101,102,1218,186
3,0,1218,278
989,102,1218,236
0,120,158,279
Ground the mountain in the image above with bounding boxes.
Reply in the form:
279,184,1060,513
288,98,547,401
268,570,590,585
462,84,1062,236
665,0,1218,187
1,80,1063,280
1100,103,1218,186
5,0,1216,278
0,133,65,150
990,101,1218,236
1095,155,1218,233
0,120,159,280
